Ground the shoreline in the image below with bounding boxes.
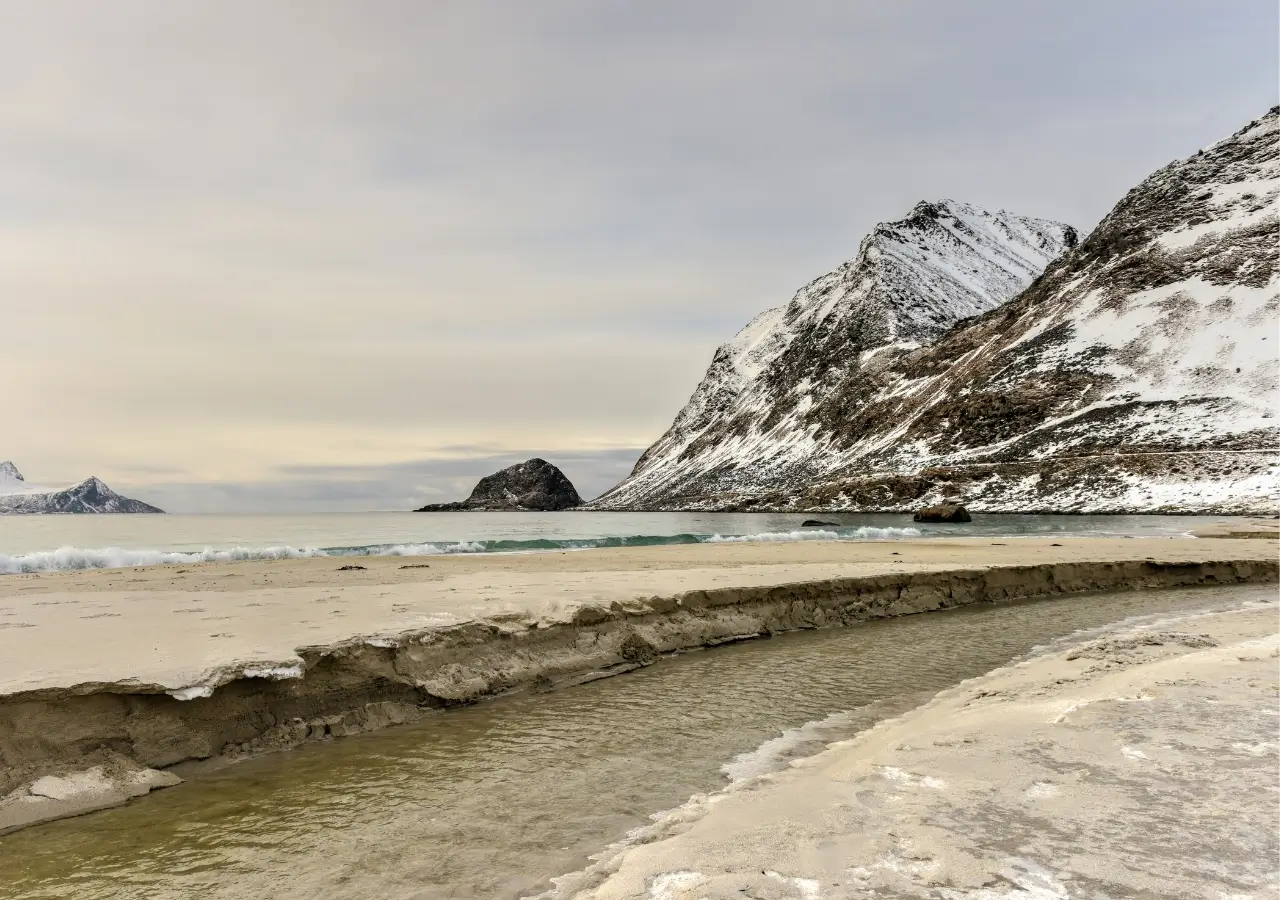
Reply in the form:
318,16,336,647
1,538,1276,836
564,597,1280,899
0,515,1274,577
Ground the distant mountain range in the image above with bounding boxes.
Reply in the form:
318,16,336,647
0,462,164,514
589,108,1279,515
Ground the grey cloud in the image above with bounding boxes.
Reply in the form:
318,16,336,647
1,1,1274,510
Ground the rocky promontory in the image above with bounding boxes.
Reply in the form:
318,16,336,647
415,458,584,511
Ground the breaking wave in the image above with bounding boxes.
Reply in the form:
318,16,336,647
0,526,920,574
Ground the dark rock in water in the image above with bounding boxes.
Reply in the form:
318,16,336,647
913,503,971,523
801,519,840,527
415,458,584,512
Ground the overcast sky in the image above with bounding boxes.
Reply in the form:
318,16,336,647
2,1,1275,512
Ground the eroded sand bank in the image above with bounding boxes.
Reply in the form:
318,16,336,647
564,598,1280,899
0,538,1276,835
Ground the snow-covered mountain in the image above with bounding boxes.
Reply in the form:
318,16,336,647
592,108,1279,514
0,462,164,514
590,201,1077,509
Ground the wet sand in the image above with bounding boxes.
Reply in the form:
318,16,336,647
1193,515,1280,539
0,538,1276,836
569,599,1280,899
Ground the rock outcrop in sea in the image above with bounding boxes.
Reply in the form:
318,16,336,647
416,458,584,511
0,462,164,515
590,108,1280,515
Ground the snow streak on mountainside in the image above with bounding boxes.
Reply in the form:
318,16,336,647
590,201,1077,509
0,462,164,514
593,109,1280,515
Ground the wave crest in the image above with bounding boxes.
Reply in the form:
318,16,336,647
707,526,917,543
0,526,921,574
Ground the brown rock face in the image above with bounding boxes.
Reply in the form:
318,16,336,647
913,503,972,523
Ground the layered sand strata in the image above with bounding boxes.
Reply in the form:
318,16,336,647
564,598,1280,899
0,538,1276,835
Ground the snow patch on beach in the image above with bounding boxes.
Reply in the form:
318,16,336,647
646,872,704,899
721,710,859,781
765,871,821,899
167,661,305,700
880,766,947,789
938,859,1070,899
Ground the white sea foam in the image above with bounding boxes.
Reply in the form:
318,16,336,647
0,544,323,574
707,526,919,543
0,541,488,574
0,528,921,574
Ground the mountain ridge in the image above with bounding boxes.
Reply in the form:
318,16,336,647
592,199,1078,508
591,108,1279,514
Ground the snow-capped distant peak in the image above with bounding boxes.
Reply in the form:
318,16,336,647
0,461,53,496
0,462,164,514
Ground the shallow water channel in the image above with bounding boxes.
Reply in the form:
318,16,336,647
2,583,1272,899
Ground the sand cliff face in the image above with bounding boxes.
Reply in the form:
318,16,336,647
593,109,1280,515
1,545,1275,835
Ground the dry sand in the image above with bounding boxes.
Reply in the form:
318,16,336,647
2,537,1274,697
564,599,1280,899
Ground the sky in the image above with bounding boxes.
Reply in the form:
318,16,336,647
1,1,1275,512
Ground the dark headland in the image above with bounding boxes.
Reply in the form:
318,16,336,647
415,458,583,511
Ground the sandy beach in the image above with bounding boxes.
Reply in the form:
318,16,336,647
3,537,1275,697
564,597,1280,899
1,537,1276,837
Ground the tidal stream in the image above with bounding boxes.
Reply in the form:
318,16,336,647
2,583,1271,899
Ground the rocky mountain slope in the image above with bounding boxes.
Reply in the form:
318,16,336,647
592,108,1279,514
0,462,164,514
416,458,583,511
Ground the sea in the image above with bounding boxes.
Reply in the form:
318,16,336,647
0,509,1235,574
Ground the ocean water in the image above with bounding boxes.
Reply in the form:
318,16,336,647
0,510,1235,573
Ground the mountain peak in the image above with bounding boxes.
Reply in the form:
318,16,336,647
0,466,164,514
593,200,1075,507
